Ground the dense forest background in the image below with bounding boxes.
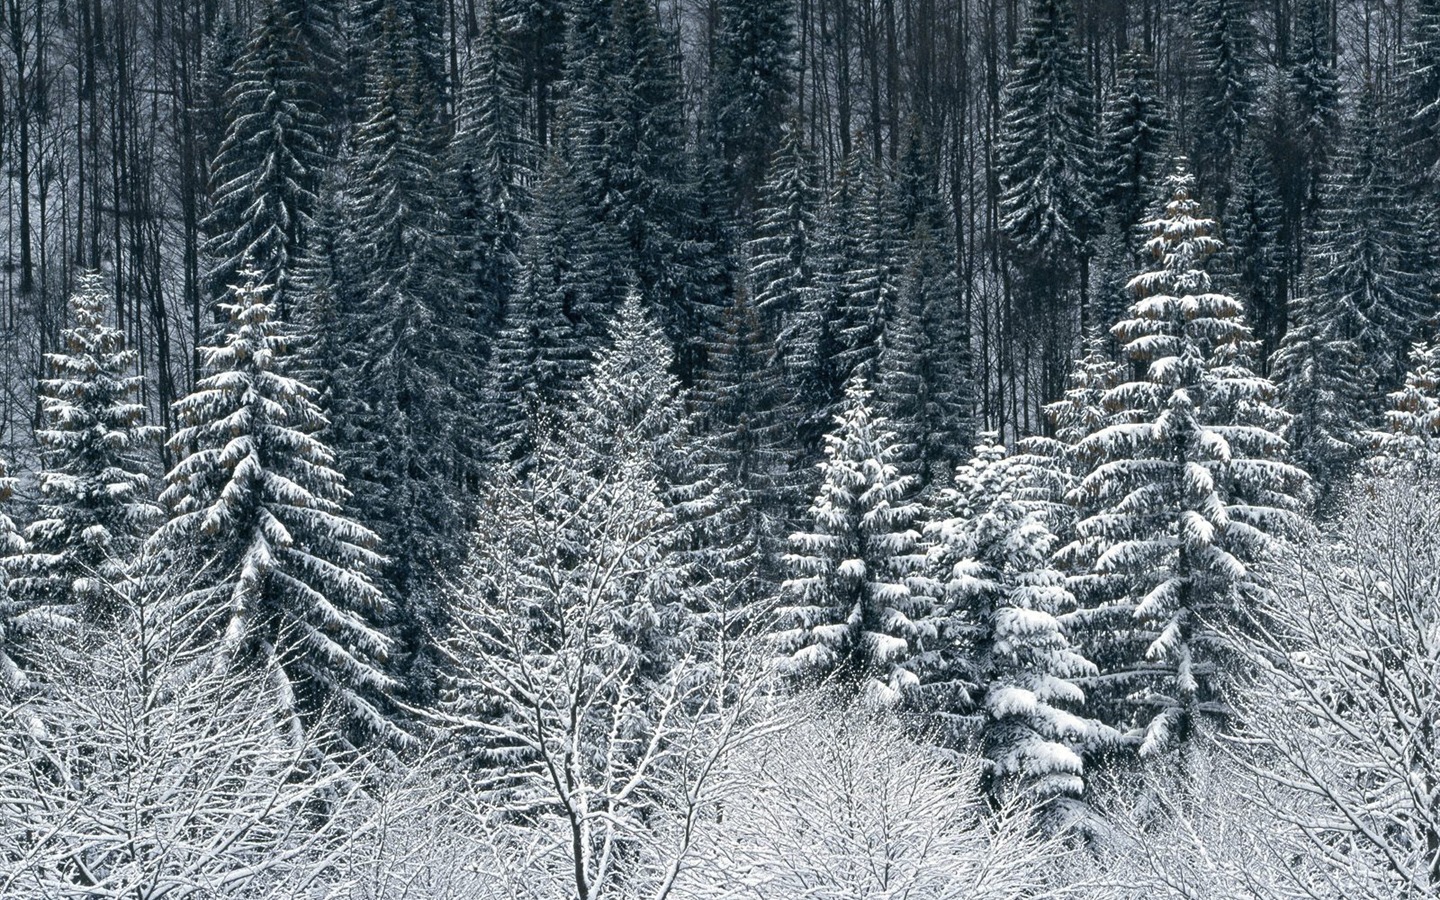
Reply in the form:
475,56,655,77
3,0,1440,895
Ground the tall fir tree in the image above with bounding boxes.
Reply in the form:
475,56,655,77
747,124,829,462
1368,335,1440,470
202,0,332,319
833,148,903,385
490,135,624,466
887,131,974,490
0,462,30,690
997,0,1098,396
1397,0,1440,291
1098,50,1172,245
147,273,397,743
326,12,479,693
696,287,797,589
708,0,796,213
448,2,534,343
1296,82,1427,396
561,0,720,383
15,275,160,622
1067,166,1307,757
1225,147,1287,367
1188,0,1256,215
927,434,1108,815
1285,0,1339,226
775,376,929,704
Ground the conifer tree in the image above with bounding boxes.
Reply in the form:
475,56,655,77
1307,82,1429,388
1188,0,1256,214
1098,50,1172,243
1225,148,1287,365
1398,0,1440,192
1368,336,1440,469
775,376,929,704
16,275,160,621
834,149,903,384
561,0,718,383
927,434,1107,812
202,0,331,319
696,288,796,585
708,0,796,212
490,137,623,465
1286,0,1339,223
448,2,534,340
0,462,31,689
1068,166,1307,757
885,131,974,490
997,0,1097,391
148,273,397,742
814,151,868,397
747,125,828,459
332,14,476,601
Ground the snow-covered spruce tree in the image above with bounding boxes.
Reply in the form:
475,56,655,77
1187,0,1256,215
1098,50,1172,244
148,273,397,743
447,1,534,342
1276,82,1428,496
0,462,31,690
1398,0,1440,195
747,124,828,462
997,0,1098,392
489,134,625,467
927,434,1109,815
695,287,798,592
1068,166,1308,757
1367,335,1440,470
561,0,720,383
832,148,903,387
1285,0,1339,224
1309,80,1427,389
201,0,330,319
329,9,479,678
15,274,160,622
1224,147,1286,364
775,375,929,703
881,131,974,492
708,0,795,212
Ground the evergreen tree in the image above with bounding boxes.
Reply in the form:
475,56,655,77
1286,0,1339,224
1098,50,1172,243
448,2,534,342
696,287,796,587
1368,335,1440,469
747,124,828,460
997,0,1098,393
0,462,30,689
15,274,160,621
708,0,796,212
1188,0,1256,214
886,131,974,490
1302,82,1427,394
1398,0,1440,193
1271,289,1367,502
202,0,331,319
490,136,623,466
327,16,480,690
834,148,903,384
775,376,929,704
561,0,718,383
1068,166,1307,757
148,273,397,743
927,434,1107,813
1225,148,1287,366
